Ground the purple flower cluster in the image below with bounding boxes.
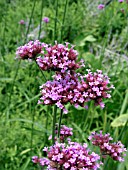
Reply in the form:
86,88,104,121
97,4,105,10
36,42,82,72
49,124,73,142
81,69,113,108
19,20,25,25
16,40,45,59
40,141,101,170
88,131,127,162
43,17,50,23
38,70,113,113
118,0,124,3
58,125,73,141
16,41,113,112
88,131,113,145
38,71,78,113
32,156,49,166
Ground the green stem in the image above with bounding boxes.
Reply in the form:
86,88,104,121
34,60,47,82
52,105,57,145
105,0,114,6
58,109,63,139
25,0,37,42
30,102,35,156
118,120,128,140
44,105,50,145
37,163,42,170
103,157,109,170
88,109,94,130
83,102,92,130
103,110,107,132
60,0,68,42
38,0,44,39
2,16,6,55
54,0,59,42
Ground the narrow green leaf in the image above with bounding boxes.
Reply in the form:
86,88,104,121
120,90,128,115
20,148,31,155
20,157,30,170
0,78,13,81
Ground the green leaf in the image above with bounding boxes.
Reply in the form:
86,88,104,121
83,35,96,42
82,52,95,63
0,78,13,82
20,157,30,170
75,35,96,47
20,148,31,155
82,53,101,70
111,114,128,127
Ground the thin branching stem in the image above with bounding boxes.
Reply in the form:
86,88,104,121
105,0,114,6
54,0,59,42
60,0,68,42
25,0,37,42
38,0,44,39
83,102,92,130
44,106,50,146
30,102,35,156
52,105,57,145
34,59,47,82
58,109,63,139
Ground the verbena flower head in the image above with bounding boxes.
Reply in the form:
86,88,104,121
118,0,124,2
43,17,50,23
32,156,40,163
32,156,50,167
38,70,113,113
38,141,101,170
80,69,114,108
16,40,45,59
89,131,127,162
98,4,105,10
36,42,83,72
19,20,25,25
88,131,113,145
49,124,73,142
38,71,79,113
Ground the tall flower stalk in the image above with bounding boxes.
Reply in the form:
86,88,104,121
52,105,57,144
25,0,37,42
58,109,63,140
38,0,44,39
54,0,59,42
60,0,68,42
